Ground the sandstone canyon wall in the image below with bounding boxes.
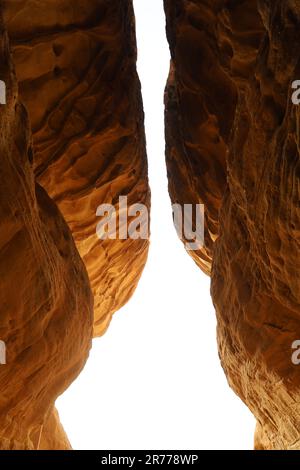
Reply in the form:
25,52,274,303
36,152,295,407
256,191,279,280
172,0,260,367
3,0,150,337
0,16,93,448
164,0,300,449
1,0,300,452
0,0,149,449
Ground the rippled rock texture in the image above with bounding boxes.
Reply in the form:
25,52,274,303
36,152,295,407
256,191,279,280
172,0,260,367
165,0,300,449
0,18,93,449
2,0,299,452
0,0,149,449
3,0,150,336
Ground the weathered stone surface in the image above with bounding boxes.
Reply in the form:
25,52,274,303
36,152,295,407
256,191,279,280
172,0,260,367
5,0,300,452
36,407,71,450
0,0,149,449
3,0,150,336
0,17,93,449
165,0,300,449
164,0,238,274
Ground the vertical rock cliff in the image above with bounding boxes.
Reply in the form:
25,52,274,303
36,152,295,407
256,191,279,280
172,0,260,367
1,0,299,451
0,16,93,449
3,0,150,337
0,0,149,449
164,0,300,449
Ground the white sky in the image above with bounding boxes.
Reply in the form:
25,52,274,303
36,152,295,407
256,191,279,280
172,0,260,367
56,0,255,450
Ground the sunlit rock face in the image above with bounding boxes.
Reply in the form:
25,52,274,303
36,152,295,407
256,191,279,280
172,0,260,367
164,0,300,449
3,0,150,336
0,19,93,449
0,0,149,449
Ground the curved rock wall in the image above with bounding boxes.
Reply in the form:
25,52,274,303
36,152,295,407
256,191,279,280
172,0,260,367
0,17,93,449
0,0,149,449
164,0,300,449
1,0,299,451
3,0,150,336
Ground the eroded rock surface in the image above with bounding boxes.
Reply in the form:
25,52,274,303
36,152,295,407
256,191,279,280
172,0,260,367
0,0,149,449
3,0,150,336
165,0,300,449
0,18,93,449
3,0,299,452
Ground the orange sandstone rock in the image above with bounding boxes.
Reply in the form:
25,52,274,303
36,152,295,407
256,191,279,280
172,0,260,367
165,0,300,449
3,0,150,336
0,18,93,449
0,0,149,449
